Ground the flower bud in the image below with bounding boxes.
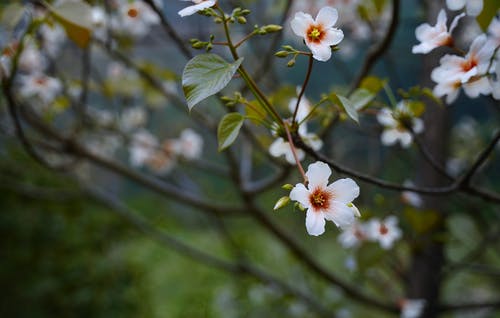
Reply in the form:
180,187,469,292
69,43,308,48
261,24,282,33
240,9,251,16
274,51,289,58
282,183,294,190
273,196,290,211
287,59,296,67
294,202,306,212
282,45,294,51
191,41,205,49
237,16,247,24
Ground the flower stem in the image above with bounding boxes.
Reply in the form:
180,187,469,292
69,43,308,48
217,7,283,126
283,121,307,184
292,54,313,123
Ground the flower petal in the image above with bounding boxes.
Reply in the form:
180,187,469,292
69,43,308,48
308,42,332,62
178,0,215,17
289,183,311,208
306,161,331,189
290,12,314,38
315,7,338,29
322,28,344,46
327,178,359,203
446,0,466,11
305,210,326,236
324,202,356,229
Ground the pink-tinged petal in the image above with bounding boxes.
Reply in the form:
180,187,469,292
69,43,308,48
291,12,314,37
289,183,311,208
466,0,483,16
322,28,344,46
468,34,487,57
305,161,331,189
305,210,326,236
449,12,465,32
327,178,359,203
381,129,399,146
307,42,332,62
446,0,466,10
414,23,435,42
178,1,215,17
315,7,338,29
324,202,355,229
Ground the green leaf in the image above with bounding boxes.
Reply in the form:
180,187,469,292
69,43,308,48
217,113,244,151
349,88,375,110
360,76,387,94
48,0,93,48
182,54,243,111
330,93,359,123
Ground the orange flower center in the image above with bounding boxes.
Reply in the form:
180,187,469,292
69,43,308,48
307,25,324,43
35,77,47,86
309,188,331,211
128,7,139,18
461,57,477,72
379,224,389,235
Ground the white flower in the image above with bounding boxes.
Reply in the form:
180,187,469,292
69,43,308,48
146,140,177,174
113,0,160,38
338,220,367,248
289,161,360,236
172,128,203,160
269,94,323,164
446,0,483,16
377,101,424,148
19,73,62,104
178,0,216,17
431,34,495,103
39,23,66,58
120,107,147,132
412,9,464,54
400,299,426,318
19,43,46,73
129,129,159,167
367,216,402,249
290,6,344,62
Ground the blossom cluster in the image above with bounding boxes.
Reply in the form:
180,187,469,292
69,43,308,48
129,128,204,175
338,215,402,250
412,6,500,103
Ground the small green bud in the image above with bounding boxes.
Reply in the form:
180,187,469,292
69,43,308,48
273,196,291,211
287,59,296,67
282,45,294,51
232,7,242,16
229,17,235,23
191,41,205,49
220,96,232,102
282,184,294,190
294,202,306,212
205,43,213,52
240,9,251,16
189,38,199,44
261,24,282,33
214,17,223,24
237,16,247,24
258,29,267,35
275,51,289,58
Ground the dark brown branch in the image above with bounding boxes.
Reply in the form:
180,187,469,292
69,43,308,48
142,0,193,60
223,147,399,313
349,0,400,95
84,185,333,317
